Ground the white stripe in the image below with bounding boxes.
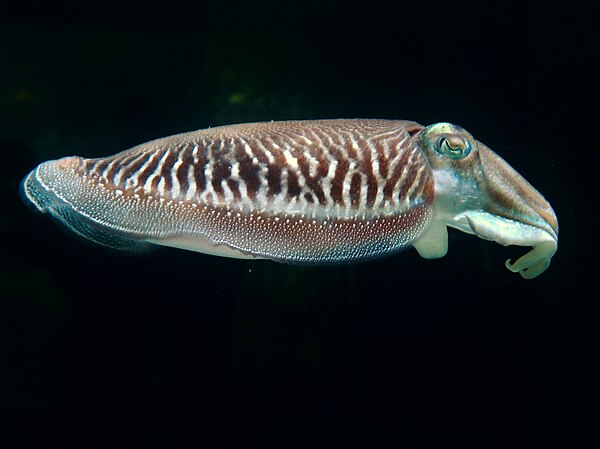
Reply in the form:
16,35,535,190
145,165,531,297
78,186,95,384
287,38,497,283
185,164,197,201
170,148,185,199
272,168,289,212
341,161,357,208
392,146,418,208
157,176,166,196
283,148,298,168
236,176,253,211
305,152,319,178
200,140,218,204
321,159,337,207
230,160,240,179
221,179,235,206
254,161,269,209
405,164,425,205
358,172,368,212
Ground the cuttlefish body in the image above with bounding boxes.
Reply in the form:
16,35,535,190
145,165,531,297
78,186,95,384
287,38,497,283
21,120,558,278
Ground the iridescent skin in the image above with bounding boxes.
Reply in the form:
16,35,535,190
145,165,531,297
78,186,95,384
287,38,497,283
412,123,558,279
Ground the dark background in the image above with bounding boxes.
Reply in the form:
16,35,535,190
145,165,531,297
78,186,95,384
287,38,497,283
0,2,595,448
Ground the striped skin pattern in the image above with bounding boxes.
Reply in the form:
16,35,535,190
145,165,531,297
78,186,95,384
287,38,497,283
23,119,435,262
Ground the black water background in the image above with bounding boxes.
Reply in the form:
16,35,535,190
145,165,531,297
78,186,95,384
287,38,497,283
0,2,595,448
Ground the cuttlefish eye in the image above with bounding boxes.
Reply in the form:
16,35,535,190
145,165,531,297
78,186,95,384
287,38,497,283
418,122,474,161
437,135,471,159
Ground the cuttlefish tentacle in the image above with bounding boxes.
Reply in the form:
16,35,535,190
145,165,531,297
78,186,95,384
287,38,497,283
505,241,557,279
461,210,557,279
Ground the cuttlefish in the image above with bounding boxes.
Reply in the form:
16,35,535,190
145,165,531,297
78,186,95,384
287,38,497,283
21,120,558,278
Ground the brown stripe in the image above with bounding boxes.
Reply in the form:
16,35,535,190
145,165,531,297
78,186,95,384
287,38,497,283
234,144,260,199
83,159,96,172
330,158,349,206
344,141,358,161
150,175,160,192
160,150,177,193
418,169,435,205
176,144,192,196
266,163,282,197
193,145,207,193
260,137,286,199
227,178,241,201
296,151,327,205
93,159,110,177
350,173,361,208
211,161,231,197
286,168,301,198
262,140,285,198
356,138,378,207
314,146,331,202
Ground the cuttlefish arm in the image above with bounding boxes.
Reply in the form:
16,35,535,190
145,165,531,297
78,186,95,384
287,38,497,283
459,210,557,279
413,123,558,279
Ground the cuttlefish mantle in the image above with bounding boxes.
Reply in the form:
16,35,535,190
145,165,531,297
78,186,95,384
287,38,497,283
21,119,558,279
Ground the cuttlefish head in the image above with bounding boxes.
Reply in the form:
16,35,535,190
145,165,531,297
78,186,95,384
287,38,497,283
413,122,558,279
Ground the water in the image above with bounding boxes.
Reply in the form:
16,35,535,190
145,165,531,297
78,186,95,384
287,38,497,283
0,3,593,448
